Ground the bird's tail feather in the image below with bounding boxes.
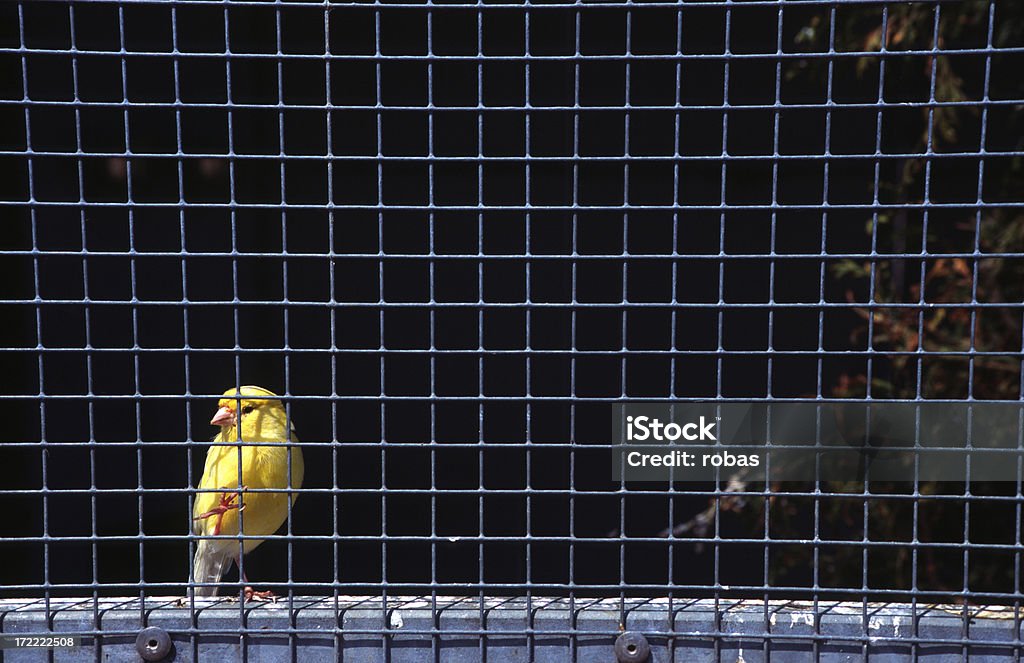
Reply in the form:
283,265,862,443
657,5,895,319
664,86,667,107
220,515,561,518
192,539,234,597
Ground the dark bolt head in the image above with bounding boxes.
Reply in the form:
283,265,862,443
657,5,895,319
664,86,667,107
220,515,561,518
614,631,651,662
136,626,173,661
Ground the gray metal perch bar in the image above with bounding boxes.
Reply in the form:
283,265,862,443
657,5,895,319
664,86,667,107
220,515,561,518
1,597,1021,662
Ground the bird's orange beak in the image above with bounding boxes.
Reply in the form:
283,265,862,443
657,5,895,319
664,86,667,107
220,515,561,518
210,406,236,427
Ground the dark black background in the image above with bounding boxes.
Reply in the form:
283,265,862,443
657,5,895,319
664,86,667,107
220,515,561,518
0,1,999,598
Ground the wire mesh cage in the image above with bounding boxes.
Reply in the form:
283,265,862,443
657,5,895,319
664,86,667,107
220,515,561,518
2,0,1024,660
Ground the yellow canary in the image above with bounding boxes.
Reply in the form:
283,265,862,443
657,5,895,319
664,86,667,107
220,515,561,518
191,386,304,599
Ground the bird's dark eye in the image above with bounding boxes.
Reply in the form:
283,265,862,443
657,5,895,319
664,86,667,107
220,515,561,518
241,405,255,414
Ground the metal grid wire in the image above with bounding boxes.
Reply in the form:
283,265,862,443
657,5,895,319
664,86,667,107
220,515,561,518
2,0,1024,659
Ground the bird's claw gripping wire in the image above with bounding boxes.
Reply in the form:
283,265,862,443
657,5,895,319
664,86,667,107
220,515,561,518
193,487,247,536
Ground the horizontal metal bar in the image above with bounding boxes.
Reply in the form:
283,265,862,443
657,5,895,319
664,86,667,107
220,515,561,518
3,250,1024,261
2,395,1019,404
2,533,1021,551
5,97,1023,113
4,149,1019,162
2,439,1023,453
2,486,1022,503
0,584,1020,602
4,200,1020,212
1,299,1018,309
2,347,1020,358
6,44,1021,61
12,0,953,8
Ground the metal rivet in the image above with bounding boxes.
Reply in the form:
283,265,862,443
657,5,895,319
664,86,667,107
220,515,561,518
614,631,650,663
136,626,172,661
